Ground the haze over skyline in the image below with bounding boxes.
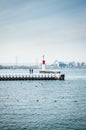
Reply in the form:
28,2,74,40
0,0,86,65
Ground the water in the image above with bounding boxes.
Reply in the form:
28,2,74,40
0,69,86,130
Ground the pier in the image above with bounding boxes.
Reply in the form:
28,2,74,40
0,56,65,81
0,74,65,81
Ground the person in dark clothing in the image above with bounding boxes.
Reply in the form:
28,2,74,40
31,69,33,74
29,69,31,74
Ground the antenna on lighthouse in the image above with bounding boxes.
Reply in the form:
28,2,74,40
42,55,45,70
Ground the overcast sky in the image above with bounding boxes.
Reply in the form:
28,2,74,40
0,0,86,65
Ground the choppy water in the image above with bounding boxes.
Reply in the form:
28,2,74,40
0,69,86,130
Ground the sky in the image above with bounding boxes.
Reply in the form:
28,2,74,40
0,0,86,65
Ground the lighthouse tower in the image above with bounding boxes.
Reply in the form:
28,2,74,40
42,55,46,70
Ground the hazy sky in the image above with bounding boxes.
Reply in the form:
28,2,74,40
0,0,86,64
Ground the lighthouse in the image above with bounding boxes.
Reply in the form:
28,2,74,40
42,55,46,70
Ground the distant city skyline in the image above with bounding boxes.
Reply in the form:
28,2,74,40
0,0,86,64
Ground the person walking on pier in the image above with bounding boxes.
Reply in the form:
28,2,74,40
29,68,33,74
31,69,33,74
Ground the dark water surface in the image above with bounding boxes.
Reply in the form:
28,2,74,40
0,69,86,130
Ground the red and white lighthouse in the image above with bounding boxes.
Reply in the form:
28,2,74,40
42,55,46,70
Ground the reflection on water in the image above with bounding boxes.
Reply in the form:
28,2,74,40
0,69,86,130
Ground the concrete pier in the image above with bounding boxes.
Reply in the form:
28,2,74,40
0,74,65,81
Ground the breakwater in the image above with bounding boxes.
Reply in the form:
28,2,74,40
0,74,65,81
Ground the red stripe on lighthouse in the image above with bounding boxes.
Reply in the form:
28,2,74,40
42,60,45,64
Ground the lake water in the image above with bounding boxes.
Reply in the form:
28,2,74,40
0,69,86,130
